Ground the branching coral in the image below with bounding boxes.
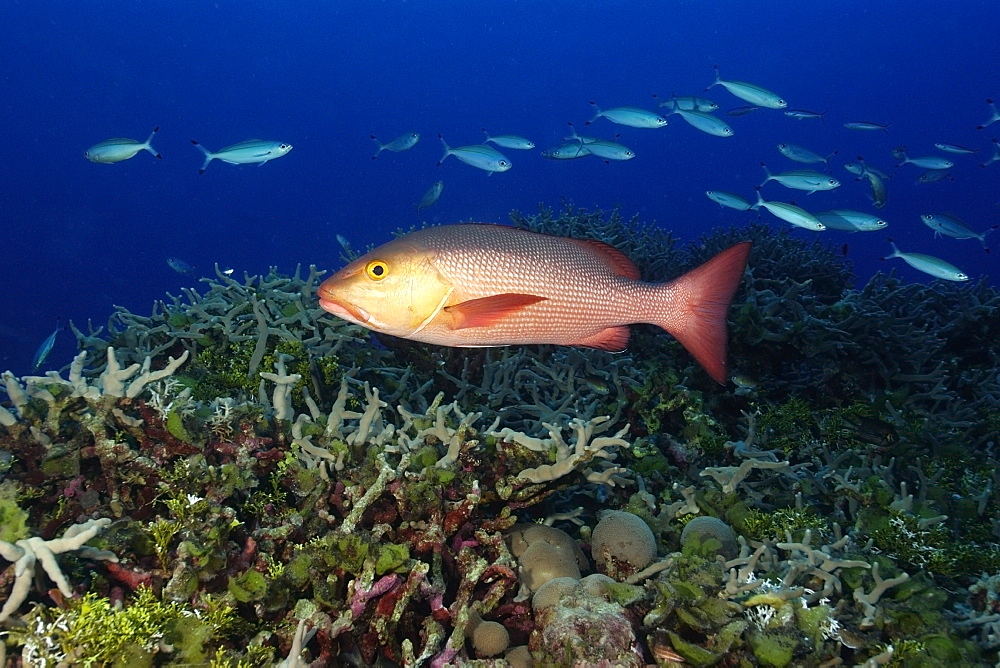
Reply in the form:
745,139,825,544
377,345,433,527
0,518,118,622
1,207,997,665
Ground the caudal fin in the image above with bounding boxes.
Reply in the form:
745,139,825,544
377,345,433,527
436,133,451,166
144,126,162,159
190,140,213,174
655,242,752,384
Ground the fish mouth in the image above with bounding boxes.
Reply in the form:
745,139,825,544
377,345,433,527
318,297,370,324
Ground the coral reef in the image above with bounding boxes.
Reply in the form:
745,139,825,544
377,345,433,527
0,208,997,666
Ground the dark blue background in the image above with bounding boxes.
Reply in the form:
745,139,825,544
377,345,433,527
2,0,998,373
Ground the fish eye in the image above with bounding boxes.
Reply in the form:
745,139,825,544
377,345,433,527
499,160,509,167
365,260,389,280
958,273,969,280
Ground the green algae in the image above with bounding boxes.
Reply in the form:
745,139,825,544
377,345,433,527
0,480,29,543
165,408,192,443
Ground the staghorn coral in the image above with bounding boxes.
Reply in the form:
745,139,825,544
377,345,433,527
0,518,118,622
0,207,997,665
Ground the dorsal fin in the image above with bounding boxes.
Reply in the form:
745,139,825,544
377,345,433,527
569,238,641,279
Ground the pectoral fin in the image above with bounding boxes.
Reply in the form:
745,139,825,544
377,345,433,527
444,293,547,329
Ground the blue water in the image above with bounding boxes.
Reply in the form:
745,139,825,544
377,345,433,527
2,0,998,373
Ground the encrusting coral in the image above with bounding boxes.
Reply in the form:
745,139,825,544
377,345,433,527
0,207,997,665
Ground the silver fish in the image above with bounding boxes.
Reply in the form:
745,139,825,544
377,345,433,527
167,257,194,275
760,163,840,194
706,66,786,109
668,108,734,137
563,123,602,144
371,132,421,159
752,191,826,231
437,135,511,173
934,142,980,155
481,129,534,150
726,105,759,117
336,234,358,260
32,320,61,370
190,139,293,174
814,210,888,232
656,95,718,112
892,147,953,170
920,213,997,249
416,180,445,210
588,101,667,128
915,169,954,184
777,143,835,166
865,171,887,209
706,191,753,211
541,142,592,160
843,121,890,133
85,127,161,163
576,138,635,161
884,240,968,281
843,157,890,180
784,109,826,120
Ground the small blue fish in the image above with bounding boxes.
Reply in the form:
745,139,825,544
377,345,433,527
85,127,162,163
481,129,535,150
655,95,718,112
784,109,826,121
190,139,293,174
934,142,980,155
167,257,194,275
726,105,760,117
370,132,421,159
706,66,786,109
705,191,754,211
541,142,592,160
883,239,969,281
777,143,836,166
814,210,888,232
32,320,62,370
921,213,997,250
437,134,511,173
668,108,734,137
587,101,668,128
892,146,953,170
416,180,444,210
843,121,890,133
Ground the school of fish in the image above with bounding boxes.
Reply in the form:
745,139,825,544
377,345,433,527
78,62,998,384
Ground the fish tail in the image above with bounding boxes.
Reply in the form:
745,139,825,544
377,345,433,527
704,65,721,92
144,126,162,159
370,135,384,159
653,242,752,384
758,161,772,186
587,101,601,125
191,140,213,174
436,133,451,166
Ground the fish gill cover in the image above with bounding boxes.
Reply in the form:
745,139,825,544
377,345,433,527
1,0,1000,664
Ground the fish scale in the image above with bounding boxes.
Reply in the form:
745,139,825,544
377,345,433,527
419,227,641,339
318,224,751,383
